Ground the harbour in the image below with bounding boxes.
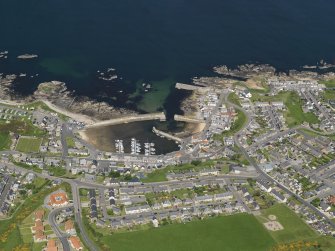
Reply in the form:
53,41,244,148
81,120,180,155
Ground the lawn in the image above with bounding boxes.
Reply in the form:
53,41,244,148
66,136,76,148
101,214,276,251
213,109,247,141
0,119,46,137
284,92,319,127
16,137,42,153
320,79,335,88
256,204,316,243
0,132,11,150
227,92,241,107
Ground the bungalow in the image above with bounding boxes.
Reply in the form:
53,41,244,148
34,230,46,242
245,194,253,203
320,201,331,212
65,219,76,235
241,187,249,196
256,179,272,193
46,239,58,251
69,236,83,251
32,220,44,233
271,190,287,203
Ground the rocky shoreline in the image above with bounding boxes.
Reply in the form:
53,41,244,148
178,62,335,116
1,60,335,126
0,76,137,122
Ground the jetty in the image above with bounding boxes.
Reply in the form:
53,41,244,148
174,114,205,124
175,83,210,93
85,112,166,128
152,127,182,143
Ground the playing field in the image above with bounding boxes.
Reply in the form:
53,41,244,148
256,204,317,243
101,214,276,251
16,137,42,153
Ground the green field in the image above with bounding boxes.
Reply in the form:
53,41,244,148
250,91,319,127
227,92,242,107
66,136,76,148
16,137,42,153
101,214,275,251
88,204,335,251
0,132,11,150
320,79,335,88
0,119,46,137
256,204,316,243
284,92,319,127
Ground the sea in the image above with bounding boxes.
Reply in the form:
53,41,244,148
1,0,335,153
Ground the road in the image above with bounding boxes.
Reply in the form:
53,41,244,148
98,188,109,220
1,162,99,250
48,206,71,251
71,183,100,251
225,178,251,213
0,175,14,207
61,124,70,159
232,105,335,230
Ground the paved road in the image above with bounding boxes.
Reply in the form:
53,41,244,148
98,188,109,220
225,178,251,213
71,183,100,251
0,175,14,207
60,124,70,159
231,105,335,230
48,206,71,251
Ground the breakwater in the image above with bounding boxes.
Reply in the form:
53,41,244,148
85,113,166,129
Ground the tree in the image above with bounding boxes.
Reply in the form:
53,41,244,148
108,171,120,178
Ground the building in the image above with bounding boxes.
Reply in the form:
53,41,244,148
69,236,83,251
49,191,69,207
327,195,335,206
65,219,76,235
34,230,46,242
46,239,58,251
32,220,44,233
34,209,45,221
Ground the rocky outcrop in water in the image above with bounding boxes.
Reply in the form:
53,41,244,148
0,77,136,120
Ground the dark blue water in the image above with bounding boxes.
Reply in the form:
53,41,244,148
1,0,335,116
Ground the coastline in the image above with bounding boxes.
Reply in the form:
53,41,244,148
41,100,97,124
0,98,97,125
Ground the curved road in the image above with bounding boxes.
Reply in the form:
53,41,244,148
48,206,71,251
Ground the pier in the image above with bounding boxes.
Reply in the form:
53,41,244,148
152,127,182,143
174,114,205,124
85,112,166,128
175,83,210,93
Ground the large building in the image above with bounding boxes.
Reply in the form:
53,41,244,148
49,191,69,207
